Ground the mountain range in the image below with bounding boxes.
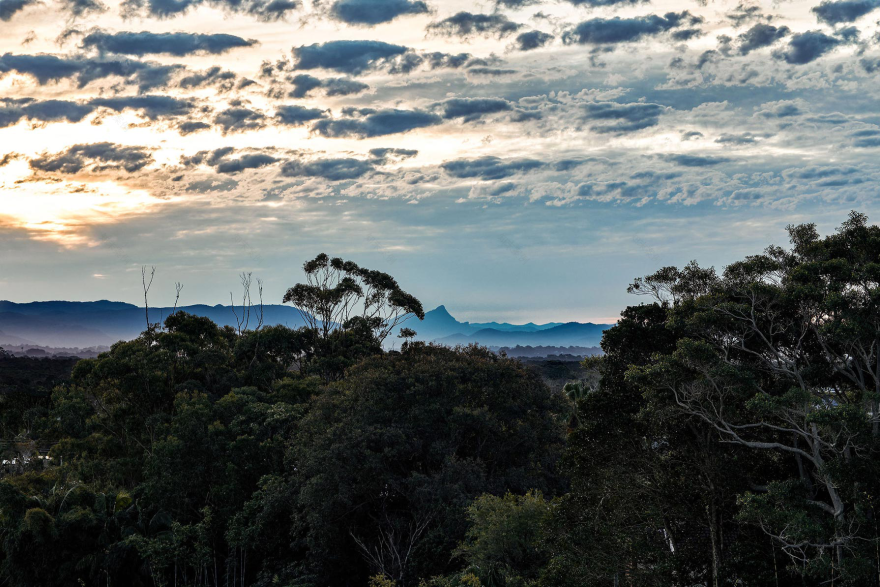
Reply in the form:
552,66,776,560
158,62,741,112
0,301,612,350
412,305,610,348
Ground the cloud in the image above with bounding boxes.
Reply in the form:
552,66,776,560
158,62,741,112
0,52,179,90
0,98,93,127
441,156,543,179
274,104,327,125
80,31,257,57
433,98,513,121
181,147,234,167
29,142,153,174
178,66,237,90
495,0,540,6
0,95,193,128
662,154,731,167
281,157,374,180
849,129,880,147
772,31,842,64
562,12,702,45
121,0,298,21
215,154,279,174
812,0,880,25
214,106,266,133
292,40,409,74
715,133,759,145
178,121,211,135
565,0,645,6
279,43,482,77
60,0,106,17
311,109,441,138
90,95,194,119
288,74,369,98
368,148,418,163
427,12,523,39
328,0,428,25
726,3,772,27
0,0,36,21
180,147,279,173
755,100,802,118
582,101,664,133
513,30,554,51
737,24,789,54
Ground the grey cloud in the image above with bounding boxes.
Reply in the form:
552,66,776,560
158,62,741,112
495,0,540,6
274,104,327,125
812,0,879,25
562,12,702,45
60,0,106,17
756,101,802,118
80,31,257,56
726,4,772,27
292,40,409,74
441,156,543,179
288,74,369,98
583,101,664,133
860,56,880,72
662,154,731,167
181,147,235,167
281,157,374,180
0,0,36,21
850,129,880,147
29,142,153,174
178,121,211,135
181,147,279,173
328,0,428,25
214,107,265,133
0,98,93,127
427,12,523,38
369,148,418,163
513,30,554,51
715,133,760,145
737,23,789,54
311,109,441,138
783,166,860,180
121,0,298,21
0,95,192,128
433,98,513,121
465,67,517,76
215,154,279,174
565,0,645,5
772,31,842,64
0,52,179,91
90,95,193,119
185,177,238,192
179,67,237,90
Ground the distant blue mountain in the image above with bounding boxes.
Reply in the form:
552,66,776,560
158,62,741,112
410,306,611,348
0,301,308,347
0,301,612,350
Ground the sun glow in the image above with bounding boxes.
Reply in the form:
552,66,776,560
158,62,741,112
0,161,162,247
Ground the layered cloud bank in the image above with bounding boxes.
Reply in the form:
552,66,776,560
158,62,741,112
1,0,880,319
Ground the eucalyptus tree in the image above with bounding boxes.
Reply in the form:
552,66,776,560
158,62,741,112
283,253,425,343
630,212,880,583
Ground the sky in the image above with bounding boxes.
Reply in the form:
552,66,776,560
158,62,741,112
0,0,878,323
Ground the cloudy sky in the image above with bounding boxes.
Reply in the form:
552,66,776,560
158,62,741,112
0,0,878,322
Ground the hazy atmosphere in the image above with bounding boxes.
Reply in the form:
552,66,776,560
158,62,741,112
2,0,878,321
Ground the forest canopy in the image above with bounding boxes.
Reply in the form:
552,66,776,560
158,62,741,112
3,214,880,586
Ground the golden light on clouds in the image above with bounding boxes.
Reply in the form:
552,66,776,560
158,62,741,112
0,160,162,247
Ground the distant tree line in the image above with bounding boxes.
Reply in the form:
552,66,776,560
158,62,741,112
2,213,880,586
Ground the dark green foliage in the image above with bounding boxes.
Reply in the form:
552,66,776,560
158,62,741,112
4,221,880,587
